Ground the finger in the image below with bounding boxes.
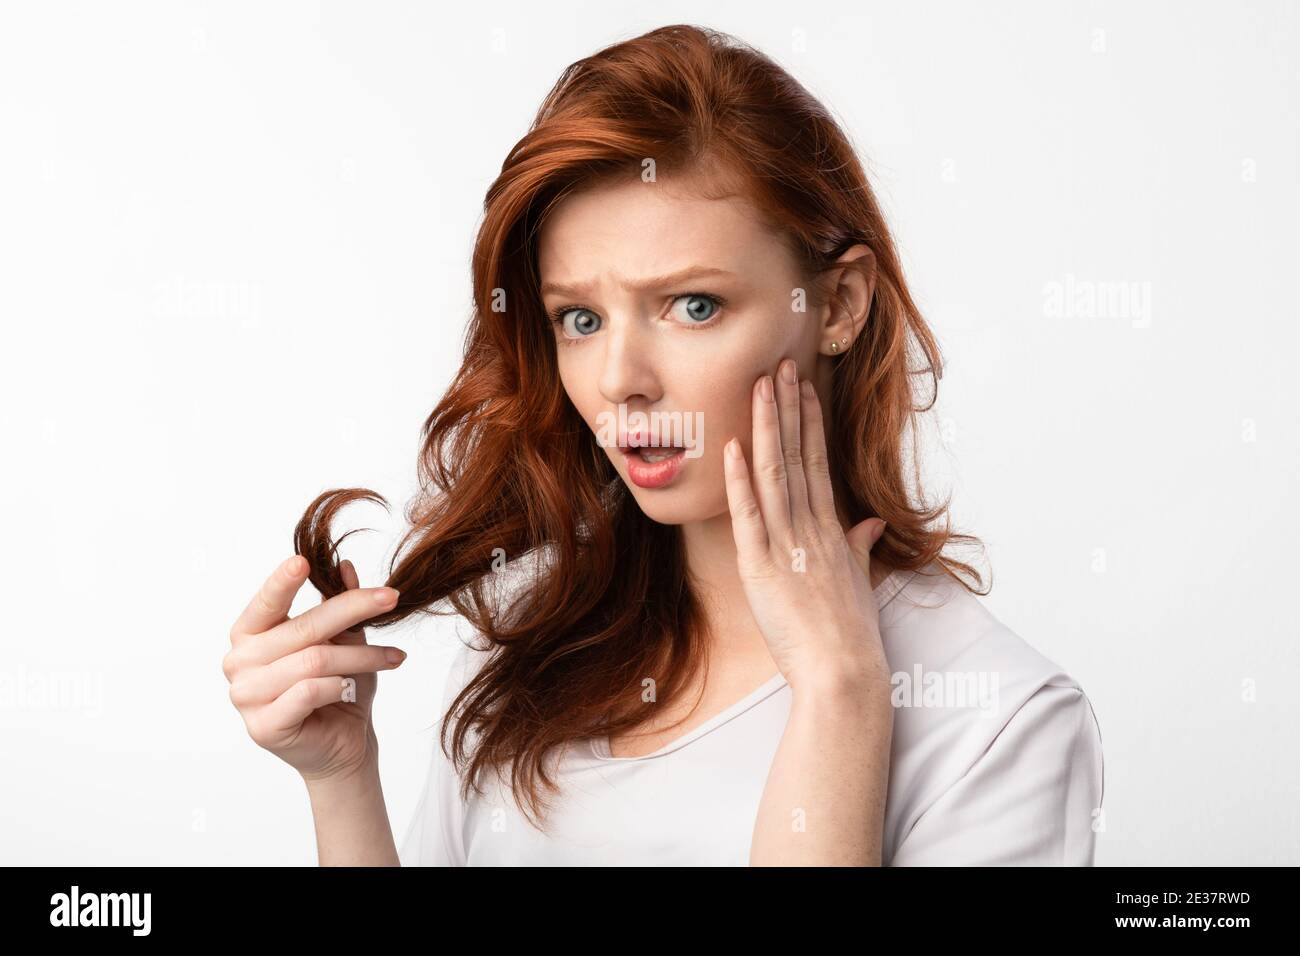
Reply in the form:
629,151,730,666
231,555,308,643
340,558,360,592
799,379,839,524
332,559,368,646
775,358,812,527
845,518,887,580
258,676,364,738
249,585,399,665
319,558,359,605
723,436,769,560
751,372,793,542
232,642,406,706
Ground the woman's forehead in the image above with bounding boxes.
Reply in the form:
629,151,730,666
537,178,788,285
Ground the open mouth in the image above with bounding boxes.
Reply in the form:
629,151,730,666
616,433,691,489
617,429,690,461
619,444,685,463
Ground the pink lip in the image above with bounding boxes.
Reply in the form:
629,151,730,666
620,446,687,489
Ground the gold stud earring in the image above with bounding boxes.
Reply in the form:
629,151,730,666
829,341,839,353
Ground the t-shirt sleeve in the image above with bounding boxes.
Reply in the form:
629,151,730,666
397,641,476,867
889,681,1105,866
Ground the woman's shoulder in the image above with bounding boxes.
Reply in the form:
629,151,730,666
881,561,1083,699
878,561,1105,863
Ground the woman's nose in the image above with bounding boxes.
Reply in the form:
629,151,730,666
597,316,661,406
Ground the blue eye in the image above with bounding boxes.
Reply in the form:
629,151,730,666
670,293,722,325
554,307,601,338
547,292,726,342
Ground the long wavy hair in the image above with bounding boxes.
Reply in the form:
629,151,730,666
294,23,987,830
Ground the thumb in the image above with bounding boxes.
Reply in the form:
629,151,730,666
845,518,887,577
332,559,368,645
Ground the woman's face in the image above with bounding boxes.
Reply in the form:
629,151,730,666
536,172,830,526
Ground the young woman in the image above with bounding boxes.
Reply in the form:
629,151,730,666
223,24,1104,866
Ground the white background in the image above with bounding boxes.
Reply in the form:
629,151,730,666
2,0,1296,865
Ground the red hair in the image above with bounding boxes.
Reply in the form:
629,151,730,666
294,24,987,829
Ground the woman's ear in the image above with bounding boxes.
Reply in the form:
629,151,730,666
818,244,876,355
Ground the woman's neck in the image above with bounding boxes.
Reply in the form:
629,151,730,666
679,508,891,669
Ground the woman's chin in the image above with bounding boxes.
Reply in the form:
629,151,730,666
621,479,725,526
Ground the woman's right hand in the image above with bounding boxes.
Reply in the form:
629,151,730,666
223,554,406,784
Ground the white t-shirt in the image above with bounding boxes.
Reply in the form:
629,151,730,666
398,564,1105,865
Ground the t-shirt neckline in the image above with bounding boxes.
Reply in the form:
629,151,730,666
589,566,914,763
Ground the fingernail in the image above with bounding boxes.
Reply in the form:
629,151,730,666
800,379,815,399
759,375,774,402
727,437,742,459
386,647,406,665
282,555,302,577
374,587,399,605
780,360,797,384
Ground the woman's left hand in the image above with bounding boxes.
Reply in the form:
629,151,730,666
723,358,891,693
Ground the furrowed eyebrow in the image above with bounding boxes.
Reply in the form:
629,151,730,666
539,266,736,299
